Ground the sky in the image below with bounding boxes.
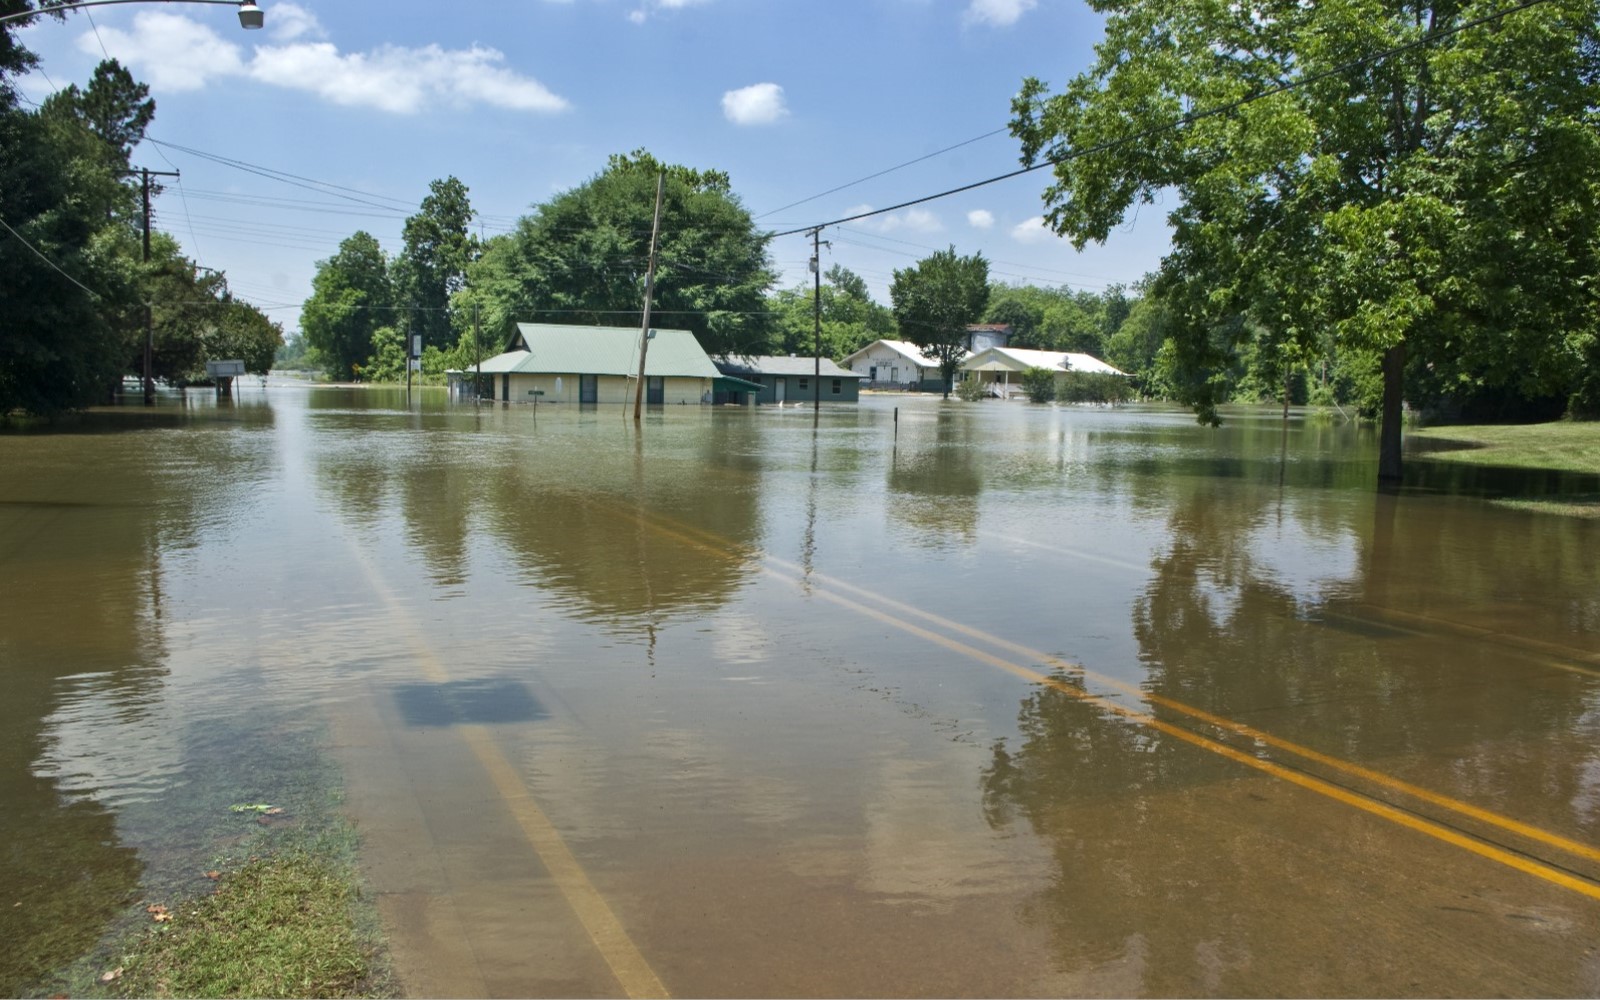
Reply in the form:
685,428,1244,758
13,0,1175,337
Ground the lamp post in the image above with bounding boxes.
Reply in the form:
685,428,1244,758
0,1,265,29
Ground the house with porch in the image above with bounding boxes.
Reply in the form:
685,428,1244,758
841,340,962,392
960,347,1128,398
473,323,721,405
713,355,866,404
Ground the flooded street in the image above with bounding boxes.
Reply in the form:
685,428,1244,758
4,388,1600,996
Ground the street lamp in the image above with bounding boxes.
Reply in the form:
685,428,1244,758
0,1,266,30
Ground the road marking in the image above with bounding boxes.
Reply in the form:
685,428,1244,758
614,500,1600,887
348,543,671,1000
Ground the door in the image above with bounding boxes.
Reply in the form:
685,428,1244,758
580,374,598,404
647,376,664,405
774,378,786,403
501,373,509,401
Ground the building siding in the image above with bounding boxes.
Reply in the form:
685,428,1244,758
504,373,711,405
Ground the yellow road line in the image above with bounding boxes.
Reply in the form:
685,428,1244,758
813,587,1600,903
348,543,671,1000
615,500,1600,880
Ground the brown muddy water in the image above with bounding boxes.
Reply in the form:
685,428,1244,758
3,387,1599,997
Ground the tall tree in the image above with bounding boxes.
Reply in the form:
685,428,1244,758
394,176,475,353
40,59,153,172
1012,0,1600,484
890,246,990,397
469,149,775,357
301,231,392,381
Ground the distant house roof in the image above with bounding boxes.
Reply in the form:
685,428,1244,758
475,323,721,379
961,346,1128,377
966,324,1012,333
717,355,866,379
841,339,962,370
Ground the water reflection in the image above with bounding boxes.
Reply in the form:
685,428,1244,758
887,408,982,549
981,467,1600,993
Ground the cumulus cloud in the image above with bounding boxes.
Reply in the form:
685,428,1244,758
267,2,325,42
965,0,1037,27
722,82,788,125
844,206,944,234
1011,216,1054,244
967,209,994,229
81,10,569,114
631,0,709,23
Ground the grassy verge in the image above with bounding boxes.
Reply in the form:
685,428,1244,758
1410,421,1600,517
107,850,385,999
1410,421,1600,474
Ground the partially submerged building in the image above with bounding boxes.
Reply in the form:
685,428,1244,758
472,323,721,405
713,355,866,404
960,346,1128,397
841,340,955,392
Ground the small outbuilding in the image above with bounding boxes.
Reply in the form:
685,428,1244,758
474,323,721,405
713,355,867,404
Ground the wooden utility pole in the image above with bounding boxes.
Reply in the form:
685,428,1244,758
127,166,180,405
812,228,822,418
633,171,666,421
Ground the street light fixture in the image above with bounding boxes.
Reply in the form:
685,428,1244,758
0,1,266,30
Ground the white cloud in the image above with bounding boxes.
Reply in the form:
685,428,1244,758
83,11,569,114
81,13,245,91
631,0,709,22
965,0,1037,27
267,2,325,42
722,82,788,126
879,208,943,234
967,209,994,229
1011,216,1054,244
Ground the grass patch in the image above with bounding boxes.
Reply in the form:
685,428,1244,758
106,852,387,999
1487,494,1600,518
1410,421,1600,475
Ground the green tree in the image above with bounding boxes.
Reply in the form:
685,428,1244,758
890,246,990,397
768,264,893,360
207,299,283,376
0,44,140,415
468,149,775,357
394,176,475,354
1012,0,1600,484
301,231,392,381
40,59,152,173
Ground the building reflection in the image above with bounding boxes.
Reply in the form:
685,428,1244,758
887,407,982,549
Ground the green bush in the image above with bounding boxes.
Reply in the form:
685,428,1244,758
1021,367,1057,403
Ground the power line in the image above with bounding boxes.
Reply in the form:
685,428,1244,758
766,0,1559,241
754,126,1009,220
0,217,103,299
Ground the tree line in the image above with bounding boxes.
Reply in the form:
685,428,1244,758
1,8,283,418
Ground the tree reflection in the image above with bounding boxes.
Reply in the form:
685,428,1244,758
982,473,1600,992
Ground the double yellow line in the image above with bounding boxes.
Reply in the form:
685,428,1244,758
617,497,1600,903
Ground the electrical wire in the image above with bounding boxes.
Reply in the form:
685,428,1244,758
765,0,1559,240
0,217,103,299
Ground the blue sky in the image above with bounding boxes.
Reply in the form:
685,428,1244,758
14,0,1173,336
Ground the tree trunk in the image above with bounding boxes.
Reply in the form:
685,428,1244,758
1378,342,1405,487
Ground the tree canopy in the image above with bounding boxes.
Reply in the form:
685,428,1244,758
394,176,476,354
890,246,990,397
468,149,776,357
1012,0,1600,481
302,231,393,381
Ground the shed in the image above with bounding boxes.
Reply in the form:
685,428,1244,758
714,355,867,404
476,323,721,405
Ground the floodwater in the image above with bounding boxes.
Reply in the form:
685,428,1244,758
3,388,1599,997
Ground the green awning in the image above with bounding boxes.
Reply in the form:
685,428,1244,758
714,375,765,391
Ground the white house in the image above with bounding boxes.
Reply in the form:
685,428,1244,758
960,346,1128,397
841,340,965,390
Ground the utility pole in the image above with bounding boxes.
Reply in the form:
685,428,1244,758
810,227,826,419
633,171,666,422
473,299,482,404
124,166,180,405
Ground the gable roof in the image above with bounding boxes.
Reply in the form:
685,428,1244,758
718,355,866,379
961,346,1128,377
840,339,960,370
478,323,720,379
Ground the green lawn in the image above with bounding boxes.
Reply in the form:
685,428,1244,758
1410,421,1600,517
1410,421,1600,475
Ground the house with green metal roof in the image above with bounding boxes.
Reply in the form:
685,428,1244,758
475,323,721,405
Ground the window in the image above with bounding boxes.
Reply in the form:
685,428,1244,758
831,379,842,394
799,378,810,391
